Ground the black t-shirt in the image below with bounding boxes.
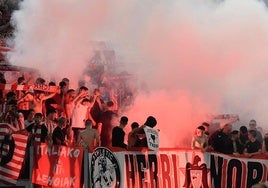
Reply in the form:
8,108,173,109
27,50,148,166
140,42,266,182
99,110,118,147
233,140,244,154
245,140,261,153
52,126,65,145
239,134,249,146
90,98,104,123
112,126,126,148
208,129,233,154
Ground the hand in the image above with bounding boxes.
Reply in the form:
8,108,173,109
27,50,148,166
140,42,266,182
96,97,101,103
244,153,251,157
233,152,240,156
82,93,88,97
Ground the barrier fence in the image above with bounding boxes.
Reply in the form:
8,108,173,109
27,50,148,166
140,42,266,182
0,143,268,188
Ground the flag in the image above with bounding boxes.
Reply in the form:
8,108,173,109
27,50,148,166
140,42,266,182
0,132,29,185
144,126,159,151
0,83,60,93
0,123,17,157
0,123,17,139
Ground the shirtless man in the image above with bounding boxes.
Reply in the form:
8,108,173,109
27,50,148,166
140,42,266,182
18,90,56,114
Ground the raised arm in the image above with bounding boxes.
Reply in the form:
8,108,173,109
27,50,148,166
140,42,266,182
73,92,87,105
42,92,56,101
86,106,96,126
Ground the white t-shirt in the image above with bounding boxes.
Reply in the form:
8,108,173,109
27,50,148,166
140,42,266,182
71,104,88,129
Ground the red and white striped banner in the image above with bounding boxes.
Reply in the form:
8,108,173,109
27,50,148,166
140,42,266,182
0,132,28,185
0,123,17,141
0,123,18,158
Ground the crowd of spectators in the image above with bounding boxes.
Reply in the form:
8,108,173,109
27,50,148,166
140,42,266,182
0,73,158,151
191,118,268,158
191,118,268,187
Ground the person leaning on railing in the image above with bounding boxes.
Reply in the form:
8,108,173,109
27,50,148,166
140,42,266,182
243,130,262,158
191,125,208,152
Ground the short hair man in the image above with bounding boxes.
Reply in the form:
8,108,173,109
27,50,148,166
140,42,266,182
26,113,48,143
243,130,262,157
112,116,128,148
248,119,263,143
52,117,67,146
78,119,100,149
208,123,233,154
127,122,140,148
135,116,158,148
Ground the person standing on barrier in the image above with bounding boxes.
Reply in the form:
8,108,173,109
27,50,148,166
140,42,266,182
135,116,158,148
64,89,80,141
127,122,140,148
18,90,56,115
78,119,100,149
191,125,208,152
71,95,95,145
90,88,104,126
47,81,68,117
16,76,30,118
112,116,128,149
99,101,118,147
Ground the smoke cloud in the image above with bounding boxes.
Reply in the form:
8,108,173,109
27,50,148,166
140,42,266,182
7,0,268,147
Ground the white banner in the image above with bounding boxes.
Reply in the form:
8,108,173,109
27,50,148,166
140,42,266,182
89,148,268,188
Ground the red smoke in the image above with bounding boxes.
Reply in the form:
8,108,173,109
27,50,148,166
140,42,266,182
7,0,268,147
